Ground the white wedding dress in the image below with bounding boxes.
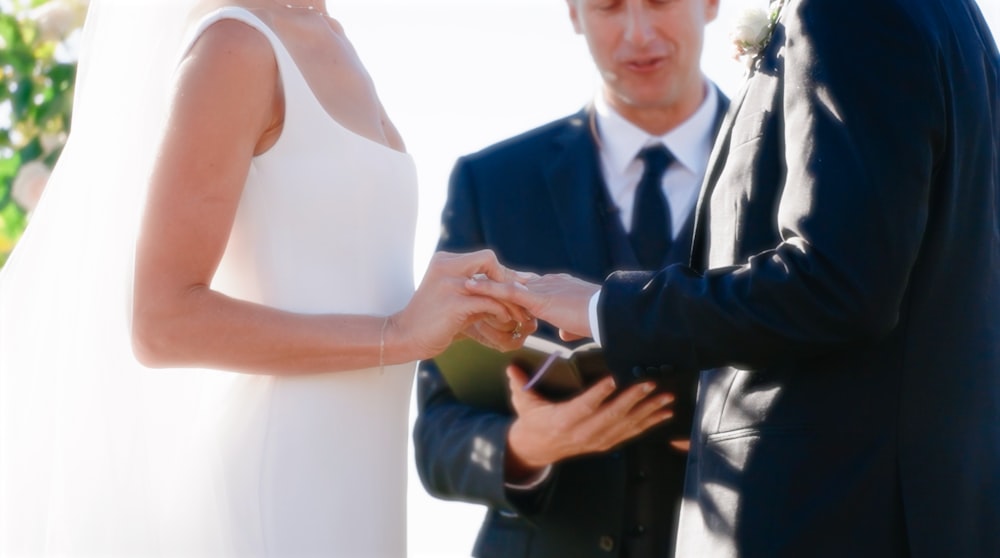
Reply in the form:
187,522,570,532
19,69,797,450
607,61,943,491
157,8,420,557
0,4,418,555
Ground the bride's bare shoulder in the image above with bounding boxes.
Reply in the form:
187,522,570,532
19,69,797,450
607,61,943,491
180,0,277,68
166,4,283,160
172,11,278,122
185,23,273,70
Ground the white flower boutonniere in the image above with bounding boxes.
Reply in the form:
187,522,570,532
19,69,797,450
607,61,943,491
731,0,785,69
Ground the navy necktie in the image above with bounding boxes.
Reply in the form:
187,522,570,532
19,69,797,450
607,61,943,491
630,144,674,269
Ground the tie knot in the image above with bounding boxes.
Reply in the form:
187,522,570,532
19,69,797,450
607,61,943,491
638,144,674,178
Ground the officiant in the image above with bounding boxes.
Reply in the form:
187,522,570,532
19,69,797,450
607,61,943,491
413,0,727,556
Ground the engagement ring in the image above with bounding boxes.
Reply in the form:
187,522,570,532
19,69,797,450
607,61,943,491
511,322,523,340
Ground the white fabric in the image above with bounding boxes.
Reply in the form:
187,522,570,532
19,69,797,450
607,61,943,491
1,1,204,555
593,83,718,237
0,2,419,556
589,289,604,347
503,464,553,491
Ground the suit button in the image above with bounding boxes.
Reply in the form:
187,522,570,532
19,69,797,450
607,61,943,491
631,366,645,379
630,524,646,537
598,535,615,552
659,364,674,374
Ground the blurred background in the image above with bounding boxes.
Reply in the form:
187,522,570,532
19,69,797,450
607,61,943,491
1,0,998,556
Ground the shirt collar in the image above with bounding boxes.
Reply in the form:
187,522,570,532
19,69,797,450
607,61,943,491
593,81,718,176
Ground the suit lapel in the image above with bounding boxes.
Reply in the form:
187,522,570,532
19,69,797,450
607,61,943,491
690,83,747,270
668,208,697,266
543,108,618,280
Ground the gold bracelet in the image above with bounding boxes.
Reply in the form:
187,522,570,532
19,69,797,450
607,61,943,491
379,316,389,373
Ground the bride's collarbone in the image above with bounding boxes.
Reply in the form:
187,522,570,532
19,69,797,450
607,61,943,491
252,6,401,149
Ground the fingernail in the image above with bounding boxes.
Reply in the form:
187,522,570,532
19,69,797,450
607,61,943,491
514,282,529,291
661,395,674,406
642,382,654,393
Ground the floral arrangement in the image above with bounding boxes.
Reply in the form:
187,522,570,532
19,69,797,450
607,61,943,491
730,0,785,70
0,0,87,267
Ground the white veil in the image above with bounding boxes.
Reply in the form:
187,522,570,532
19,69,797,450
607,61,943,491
0,0,204,554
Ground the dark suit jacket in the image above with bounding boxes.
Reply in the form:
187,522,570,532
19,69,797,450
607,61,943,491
598,1,1000,557
414,96,727,558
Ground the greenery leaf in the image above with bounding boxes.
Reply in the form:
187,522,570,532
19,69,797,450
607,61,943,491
0,1,82,267
0,149,22,209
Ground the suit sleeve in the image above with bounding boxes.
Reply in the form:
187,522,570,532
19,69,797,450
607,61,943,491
412,158,551,515
600,0,941,375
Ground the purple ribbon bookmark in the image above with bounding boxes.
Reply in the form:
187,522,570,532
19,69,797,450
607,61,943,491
523,353,560,391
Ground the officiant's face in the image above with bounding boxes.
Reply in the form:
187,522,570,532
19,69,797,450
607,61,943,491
568,0,718,115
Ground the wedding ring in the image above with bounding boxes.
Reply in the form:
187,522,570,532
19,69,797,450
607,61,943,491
511,322,523,340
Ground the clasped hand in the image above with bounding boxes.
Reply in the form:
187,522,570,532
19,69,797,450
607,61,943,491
466,269,601,341
399,251,605,361
391,250,541,361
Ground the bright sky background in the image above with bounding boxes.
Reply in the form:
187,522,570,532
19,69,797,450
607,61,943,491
322,1,1000,556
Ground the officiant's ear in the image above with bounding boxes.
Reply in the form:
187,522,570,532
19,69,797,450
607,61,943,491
566,0,583,35
703,0,720,23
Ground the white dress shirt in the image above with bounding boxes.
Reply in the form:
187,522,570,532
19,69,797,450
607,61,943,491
588,82,720,345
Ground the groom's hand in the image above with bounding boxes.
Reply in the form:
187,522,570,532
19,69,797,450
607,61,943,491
466,273,599,340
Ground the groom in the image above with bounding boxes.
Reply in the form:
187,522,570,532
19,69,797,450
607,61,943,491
469,0,1000,556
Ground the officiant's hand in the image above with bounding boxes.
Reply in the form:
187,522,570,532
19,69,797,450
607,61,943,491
503,365,674,482
390,250,534,361
466,272,598,341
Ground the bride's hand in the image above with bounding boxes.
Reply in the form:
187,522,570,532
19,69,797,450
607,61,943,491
461,313,539,353
389,250,534,361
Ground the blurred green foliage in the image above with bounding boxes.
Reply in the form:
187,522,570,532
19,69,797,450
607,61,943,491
0,0,81,267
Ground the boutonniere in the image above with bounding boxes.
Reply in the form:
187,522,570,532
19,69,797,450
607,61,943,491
730,0,786,70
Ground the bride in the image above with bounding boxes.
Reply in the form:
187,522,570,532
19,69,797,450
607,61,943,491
0,0,533,555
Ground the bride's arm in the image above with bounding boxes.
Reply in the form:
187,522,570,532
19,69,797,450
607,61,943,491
131,21,519,375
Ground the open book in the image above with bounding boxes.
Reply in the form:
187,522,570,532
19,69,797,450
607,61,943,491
432,335,609,410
